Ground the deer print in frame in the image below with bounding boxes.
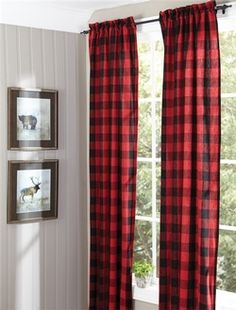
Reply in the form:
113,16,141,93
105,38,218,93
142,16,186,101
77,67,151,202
7,160,58,223
19,177,41,203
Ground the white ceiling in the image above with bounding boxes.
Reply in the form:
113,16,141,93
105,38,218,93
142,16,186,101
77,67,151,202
0,0,149,32
0,0,234,33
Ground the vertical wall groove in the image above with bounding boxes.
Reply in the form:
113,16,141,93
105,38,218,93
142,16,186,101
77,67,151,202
0,24,7,310
53,30,58,310
41,28,46,310
64,33,69,310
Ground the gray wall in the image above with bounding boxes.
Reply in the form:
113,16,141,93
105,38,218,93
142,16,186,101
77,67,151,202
0,24,88,310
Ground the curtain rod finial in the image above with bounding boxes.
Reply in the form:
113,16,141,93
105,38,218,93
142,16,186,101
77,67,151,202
80,30,89,35
216,4,232,14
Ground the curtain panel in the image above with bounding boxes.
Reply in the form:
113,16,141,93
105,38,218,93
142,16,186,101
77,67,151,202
89,17,138,310
159,1,221,309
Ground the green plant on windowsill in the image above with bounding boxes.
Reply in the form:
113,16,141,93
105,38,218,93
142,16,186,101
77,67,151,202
133,260,154,288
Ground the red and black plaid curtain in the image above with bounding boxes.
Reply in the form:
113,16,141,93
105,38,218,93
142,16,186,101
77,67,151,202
159,1,220,309
89,17,138,310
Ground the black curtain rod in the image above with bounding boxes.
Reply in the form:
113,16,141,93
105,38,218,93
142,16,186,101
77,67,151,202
80,3,232,35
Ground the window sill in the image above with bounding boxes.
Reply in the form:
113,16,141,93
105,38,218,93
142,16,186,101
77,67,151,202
216,290,236,310
133,283,159,305
133,282,236,310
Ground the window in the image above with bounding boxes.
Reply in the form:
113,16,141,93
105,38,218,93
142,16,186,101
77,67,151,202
217,28,236,295
134,14,236,305
134,29,163,281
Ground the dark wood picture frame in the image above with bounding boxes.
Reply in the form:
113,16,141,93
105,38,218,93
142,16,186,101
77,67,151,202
7,160,59,224
8,87,58,150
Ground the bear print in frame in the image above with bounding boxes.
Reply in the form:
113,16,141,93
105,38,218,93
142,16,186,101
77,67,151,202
7,160,58,223
8,87,58,150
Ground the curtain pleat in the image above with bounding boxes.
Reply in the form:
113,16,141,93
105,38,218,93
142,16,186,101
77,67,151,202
159,1,221,309
89,17,138,310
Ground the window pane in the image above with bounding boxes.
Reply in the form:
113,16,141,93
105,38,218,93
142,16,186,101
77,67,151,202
137,162,152,216
154,40,164,98
156,164,161,218
217,230,236,293
219,30,236,93
156,223,160,278
134,220,152,263
138,103,152,158
138,42,151,98
156,102,162,158
221,98,236,160
220,164,236,226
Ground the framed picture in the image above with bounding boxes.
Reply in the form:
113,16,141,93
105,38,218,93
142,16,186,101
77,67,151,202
8,87,58,150
7,160,58,224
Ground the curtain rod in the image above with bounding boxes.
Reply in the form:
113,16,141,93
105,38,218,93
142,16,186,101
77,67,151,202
80,3,232,35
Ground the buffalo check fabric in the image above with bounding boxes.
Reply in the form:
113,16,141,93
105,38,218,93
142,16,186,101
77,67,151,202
159,2,221,309
89,17,138,310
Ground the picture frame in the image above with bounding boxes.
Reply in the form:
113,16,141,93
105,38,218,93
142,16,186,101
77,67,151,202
7,160,59,224
8,87,58,150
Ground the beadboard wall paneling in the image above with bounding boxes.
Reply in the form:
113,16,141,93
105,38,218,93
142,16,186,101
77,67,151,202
0,24,88,310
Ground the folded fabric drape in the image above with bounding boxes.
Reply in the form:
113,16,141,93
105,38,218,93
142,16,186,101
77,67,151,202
89,17,138,310
159,1,221,309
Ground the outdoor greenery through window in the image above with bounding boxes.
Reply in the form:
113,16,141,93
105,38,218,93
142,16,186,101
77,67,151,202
134,32,163,282
217,29,236,293
134,27,236,294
